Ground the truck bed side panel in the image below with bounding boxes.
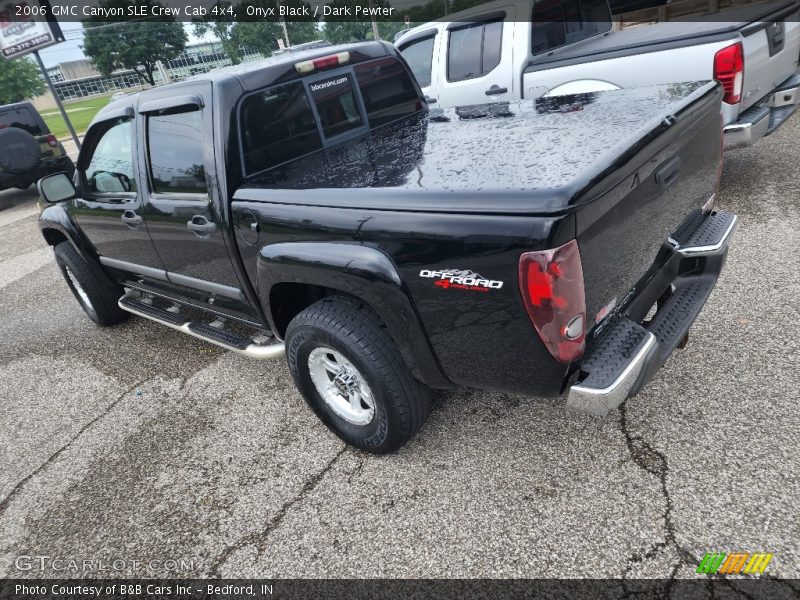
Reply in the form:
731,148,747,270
232,201,575,396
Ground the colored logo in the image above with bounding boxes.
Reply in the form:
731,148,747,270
696,552,773,575
420,269,504,293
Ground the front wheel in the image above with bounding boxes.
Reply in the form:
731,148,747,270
54,241,129,326
285,297,431,454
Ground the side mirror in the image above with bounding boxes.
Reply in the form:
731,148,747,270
38,172,77,203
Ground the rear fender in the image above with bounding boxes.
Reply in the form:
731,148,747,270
257,241,452,389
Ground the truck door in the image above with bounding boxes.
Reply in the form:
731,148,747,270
435,8,515,107
137,83,244,300
71,105,166,277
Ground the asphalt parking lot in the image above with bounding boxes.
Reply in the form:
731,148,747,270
0,117,798,584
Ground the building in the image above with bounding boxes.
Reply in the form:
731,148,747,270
45,42,265,102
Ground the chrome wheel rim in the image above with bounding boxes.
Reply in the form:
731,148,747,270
308,347,375,426
65,267,93,311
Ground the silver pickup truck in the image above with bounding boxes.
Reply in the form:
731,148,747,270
396,0,800,149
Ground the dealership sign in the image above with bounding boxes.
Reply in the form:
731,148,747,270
0,1,62,59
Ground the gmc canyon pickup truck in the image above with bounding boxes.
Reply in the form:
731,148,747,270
396,0,800,149
37,42,737,453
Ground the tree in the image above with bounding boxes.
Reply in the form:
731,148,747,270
193,1,242,64
82,0,187,86
322,0,398,44
0,57,44,104
232,0,319,58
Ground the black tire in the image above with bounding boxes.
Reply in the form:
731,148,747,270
54,241,129,326
286,296,431,454
0,127,41,174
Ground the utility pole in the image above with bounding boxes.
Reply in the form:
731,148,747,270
32,50,81,150
280,19,291,48
370,0,380,40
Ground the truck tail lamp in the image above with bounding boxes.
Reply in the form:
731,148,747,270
714,42,744,104
294,52,350,75
518,239,586,363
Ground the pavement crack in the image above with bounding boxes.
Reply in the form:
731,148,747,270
0,379,145,521
207,445,348,578
619,402,698,597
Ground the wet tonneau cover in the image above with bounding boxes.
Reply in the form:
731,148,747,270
235,81,720,214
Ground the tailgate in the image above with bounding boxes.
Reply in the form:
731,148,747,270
740,5,800,111
575,84,724,334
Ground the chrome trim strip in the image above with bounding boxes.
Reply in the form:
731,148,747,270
167,272,246,302
567,332,657,417
118,294,284,360
678,215,738,257
100,256,168,281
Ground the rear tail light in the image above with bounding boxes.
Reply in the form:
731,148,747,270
518,239,586,363
45,134,58,147
294,51,350,75
714,42,744,104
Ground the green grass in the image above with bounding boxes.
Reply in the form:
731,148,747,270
40,96,112,139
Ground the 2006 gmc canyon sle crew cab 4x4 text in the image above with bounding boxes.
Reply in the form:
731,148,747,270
37,42,737,453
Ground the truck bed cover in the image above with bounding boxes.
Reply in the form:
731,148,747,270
235,81,719,214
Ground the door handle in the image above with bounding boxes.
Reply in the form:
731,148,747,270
120,210,142,227
655,156,681,191
485,85,508,96
187,215,217,236
424,95,438,104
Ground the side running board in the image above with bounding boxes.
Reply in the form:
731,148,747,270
119,292,284,360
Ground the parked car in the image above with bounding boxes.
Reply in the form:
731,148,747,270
37,41,736,453
0,101,74,191
395,0,800,149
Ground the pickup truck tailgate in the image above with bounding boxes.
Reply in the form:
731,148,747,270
740,5,800,110
573,83,724,336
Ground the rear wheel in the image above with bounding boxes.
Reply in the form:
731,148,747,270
286,297,431,454
54,241,128,326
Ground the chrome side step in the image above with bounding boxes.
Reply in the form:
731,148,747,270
668,210,738,257
119,292,285,360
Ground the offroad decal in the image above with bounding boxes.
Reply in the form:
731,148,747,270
419,269,503,293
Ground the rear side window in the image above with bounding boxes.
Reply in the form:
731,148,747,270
240,81,322,175
447,20,503,82
238,58,424,176
308,73,363,138
0,105,43,136
147,109,207,194
354,58,420,128
398,35,435,87
531,0,611,55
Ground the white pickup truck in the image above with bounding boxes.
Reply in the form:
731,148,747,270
395,0,800,149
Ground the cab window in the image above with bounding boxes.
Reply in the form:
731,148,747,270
354,58,421,128
531,0,611,55
239,81,323,175
447,19,503,82
308,73,363,139
85,118,136,194
146,108,207,194
398,34,435,87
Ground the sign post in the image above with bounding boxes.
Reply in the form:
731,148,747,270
0,0,81,149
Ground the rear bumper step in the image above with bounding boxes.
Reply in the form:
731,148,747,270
567,210,737,416
119,292,285,360
724,74,800,149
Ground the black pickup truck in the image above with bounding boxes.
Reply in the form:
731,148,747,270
37,41,737,453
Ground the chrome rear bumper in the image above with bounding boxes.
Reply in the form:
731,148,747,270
724,74,800,149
